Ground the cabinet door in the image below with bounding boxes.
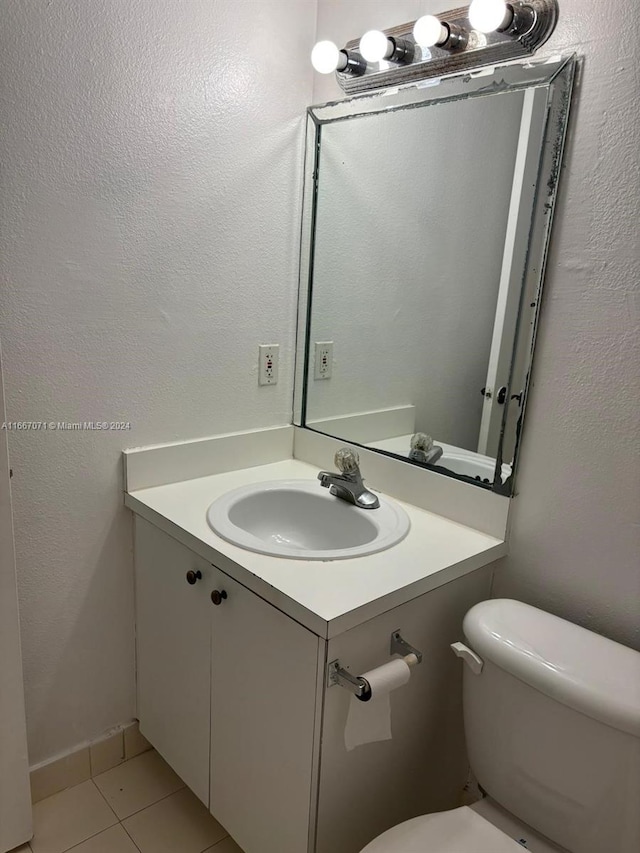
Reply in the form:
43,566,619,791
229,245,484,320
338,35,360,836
134,517,212,804
209,570,322,853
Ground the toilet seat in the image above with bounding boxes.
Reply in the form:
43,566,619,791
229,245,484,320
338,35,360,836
361,806,526,852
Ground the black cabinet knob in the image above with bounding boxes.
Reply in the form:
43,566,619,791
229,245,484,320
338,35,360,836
211,589,228,606
186,570,202,585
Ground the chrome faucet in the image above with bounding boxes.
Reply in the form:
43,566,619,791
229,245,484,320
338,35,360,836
408,432,443,465
318,447,380,509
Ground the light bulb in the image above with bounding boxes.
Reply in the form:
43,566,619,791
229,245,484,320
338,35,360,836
311,40,341,74
413,15,448,47
468,0,513,33
359,30,391,62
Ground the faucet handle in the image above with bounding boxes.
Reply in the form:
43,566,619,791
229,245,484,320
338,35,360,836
335,447,360,475
411,433,433,452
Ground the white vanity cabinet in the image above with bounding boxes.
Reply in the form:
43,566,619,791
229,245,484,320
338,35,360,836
133,514,493,853
134,517,321,853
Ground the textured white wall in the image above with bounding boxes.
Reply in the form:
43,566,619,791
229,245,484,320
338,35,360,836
315,0,640,649
0,0,315,764
306,90,524,451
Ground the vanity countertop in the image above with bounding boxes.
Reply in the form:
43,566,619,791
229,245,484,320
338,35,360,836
125,457,506,638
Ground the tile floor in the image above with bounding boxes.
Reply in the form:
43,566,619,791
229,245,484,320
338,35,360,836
15,750,244,853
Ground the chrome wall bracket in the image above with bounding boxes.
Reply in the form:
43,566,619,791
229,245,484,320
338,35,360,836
337,1,559,94
327,660,372,701
390,630,423,663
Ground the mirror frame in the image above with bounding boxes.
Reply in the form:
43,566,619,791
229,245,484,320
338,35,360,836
293,54,577,496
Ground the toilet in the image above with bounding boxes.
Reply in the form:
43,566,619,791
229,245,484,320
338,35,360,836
361,599,640,853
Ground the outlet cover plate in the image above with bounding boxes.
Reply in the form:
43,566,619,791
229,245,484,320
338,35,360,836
314,341,333,380
259,344,279,386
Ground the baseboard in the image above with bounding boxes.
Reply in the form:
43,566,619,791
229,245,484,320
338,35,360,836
29,721,152,804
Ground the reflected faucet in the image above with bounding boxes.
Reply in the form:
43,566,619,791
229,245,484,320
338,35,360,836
318,447,380,509
408,433,443,465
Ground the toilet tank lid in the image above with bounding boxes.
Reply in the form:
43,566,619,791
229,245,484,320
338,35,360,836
463,600,640,737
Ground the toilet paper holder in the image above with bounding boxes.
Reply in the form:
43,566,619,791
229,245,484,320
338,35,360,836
390,630,422,663
327,629,423,702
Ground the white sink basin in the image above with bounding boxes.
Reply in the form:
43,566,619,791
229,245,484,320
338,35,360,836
366,435,511,484
439,452,511,484
206,479,410,561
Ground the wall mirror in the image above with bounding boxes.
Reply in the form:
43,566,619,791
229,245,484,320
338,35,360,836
294,55,575,496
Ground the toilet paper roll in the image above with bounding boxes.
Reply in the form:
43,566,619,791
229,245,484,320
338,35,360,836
344,658,412,751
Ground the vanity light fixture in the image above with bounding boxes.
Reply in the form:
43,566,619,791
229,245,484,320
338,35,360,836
413,15,468,51
468,0,536,35
310,40,366,76
313,0,559,94
359,30,414,65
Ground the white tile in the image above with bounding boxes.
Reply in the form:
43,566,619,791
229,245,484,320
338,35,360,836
30,749,91,803
204,838,245,853
30,780,117,853
123,788,227,853
93,750,184,819
64,826,138,853
123,724,152,761
90,733,125,777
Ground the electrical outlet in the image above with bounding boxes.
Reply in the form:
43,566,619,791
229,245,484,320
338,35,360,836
314,341,333,380
258,344,279,386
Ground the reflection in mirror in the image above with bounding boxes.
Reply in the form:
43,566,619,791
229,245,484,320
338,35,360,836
295,56,576,496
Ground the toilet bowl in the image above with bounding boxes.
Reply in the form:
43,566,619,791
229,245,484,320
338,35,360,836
361,599,640,853
361,805,529,852
361,798,565,853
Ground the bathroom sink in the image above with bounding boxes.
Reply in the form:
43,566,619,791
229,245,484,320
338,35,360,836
438,452,511,484
366,435,511,484
206,479,410,560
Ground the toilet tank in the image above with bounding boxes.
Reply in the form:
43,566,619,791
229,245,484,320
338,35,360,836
461,600,640,853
